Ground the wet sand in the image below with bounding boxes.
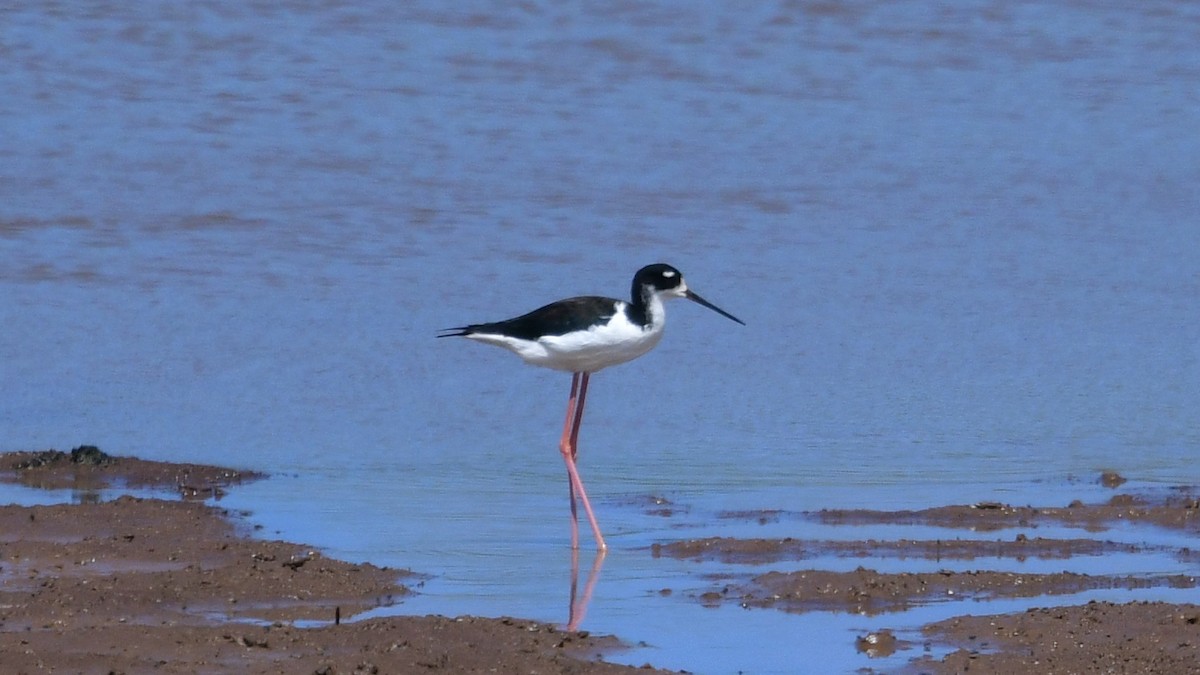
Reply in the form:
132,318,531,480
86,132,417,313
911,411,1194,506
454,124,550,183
4,448,1200,673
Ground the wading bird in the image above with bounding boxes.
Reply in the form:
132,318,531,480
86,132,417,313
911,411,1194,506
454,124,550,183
438,263,744,550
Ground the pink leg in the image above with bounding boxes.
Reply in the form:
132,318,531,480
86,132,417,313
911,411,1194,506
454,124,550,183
566,373,590,545
569,372,590,458
566,372,590,546
559,374,582,550
559,372,606,550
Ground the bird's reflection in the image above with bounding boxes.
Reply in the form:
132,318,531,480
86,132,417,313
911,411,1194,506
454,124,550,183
566,547,606,630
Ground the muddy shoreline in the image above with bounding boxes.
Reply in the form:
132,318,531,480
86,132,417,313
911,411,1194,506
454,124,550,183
0,448,663,674
3,447,1200,673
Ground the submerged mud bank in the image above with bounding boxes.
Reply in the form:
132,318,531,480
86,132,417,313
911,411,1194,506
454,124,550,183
656,475,1200,673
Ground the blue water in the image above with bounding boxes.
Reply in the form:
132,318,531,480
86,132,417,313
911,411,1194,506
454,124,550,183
3,2,1199,673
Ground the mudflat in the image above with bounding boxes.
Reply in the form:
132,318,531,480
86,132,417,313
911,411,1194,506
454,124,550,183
3,447,1199,673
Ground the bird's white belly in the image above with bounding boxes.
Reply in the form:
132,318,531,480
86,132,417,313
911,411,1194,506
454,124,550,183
467,315,665,373
537,323,664,372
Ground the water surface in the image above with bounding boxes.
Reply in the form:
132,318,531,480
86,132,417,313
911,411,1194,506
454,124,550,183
3,2,1199,672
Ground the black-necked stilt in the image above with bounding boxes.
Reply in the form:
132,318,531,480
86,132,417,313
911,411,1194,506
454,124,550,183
438,263,744,550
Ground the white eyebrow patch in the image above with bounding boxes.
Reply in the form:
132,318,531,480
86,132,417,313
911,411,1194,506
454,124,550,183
662,270,676,277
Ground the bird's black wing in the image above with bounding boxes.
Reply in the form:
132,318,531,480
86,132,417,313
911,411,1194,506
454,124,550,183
437,296,619,340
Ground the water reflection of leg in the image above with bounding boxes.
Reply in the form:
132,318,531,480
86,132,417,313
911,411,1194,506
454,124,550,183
566,548,606,631
567,546,581,627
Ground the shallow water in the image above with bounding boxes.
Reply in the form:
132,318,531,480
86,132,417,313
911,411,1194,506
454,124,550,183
3,2,1200,672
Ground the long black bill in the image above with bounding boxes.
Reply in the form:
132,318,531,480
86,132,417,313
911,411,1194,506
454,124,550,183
685,290,745,325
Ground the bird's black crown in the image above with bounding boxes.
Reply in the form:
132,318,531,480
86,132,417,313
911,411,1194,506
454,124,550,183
633,263,684,294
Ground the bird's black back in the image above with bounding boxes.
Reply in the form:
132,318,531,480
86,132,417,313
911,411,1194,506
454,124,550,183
437,296,623,341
